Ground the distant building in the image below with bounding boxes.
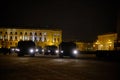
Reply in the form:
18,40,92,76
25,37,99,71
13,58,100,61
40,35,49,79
75,42,94,51
0,28,62,48
93,33,117,50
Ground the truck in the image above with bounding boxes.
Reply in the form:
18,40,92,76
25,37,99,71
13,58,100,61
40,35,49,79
15,40,39,57
59,42,79,58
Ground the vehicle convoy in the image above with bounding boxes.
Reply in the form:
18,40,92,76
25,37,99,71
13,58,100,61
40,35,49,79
59,42,79,58
15,40,39,57
44,45,58,55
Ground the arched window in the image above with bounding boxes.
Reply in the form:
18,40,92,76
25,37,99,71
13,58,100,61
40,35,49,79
15,32,17,35
35,32,37,36
30,32,32,36
20,32,22,35
10,32,13,35
25,32,27,35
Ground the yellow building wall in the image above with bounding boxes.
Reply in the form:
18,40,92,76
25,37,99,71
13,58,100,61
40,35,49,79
0,28,62,48
94,33,117,50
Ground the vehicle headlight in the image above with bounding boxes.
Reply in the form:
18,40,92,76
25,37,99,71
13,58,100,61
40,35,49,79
35,49,39,52
42,49,44,53
48,50,51,52
30,49,34,53
15,48,20,52
61,50,64,53
55,50,59,53
11,48,14,51
73,50,78,55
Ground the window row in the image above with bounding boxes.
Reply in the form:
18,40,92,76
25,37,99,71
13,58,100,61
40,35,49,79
0,36,60,42
0,32,43,35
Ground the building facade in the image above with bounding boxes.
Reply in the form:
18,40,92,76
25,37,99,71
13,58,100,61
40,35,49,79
93,33,117,50
76,42,94,51
0,28,62,48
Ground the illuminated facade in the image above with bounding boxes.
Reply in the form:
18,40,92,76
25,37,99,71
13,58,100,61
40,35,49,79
0,28,62,48
93,33,117,50
76,42,93,51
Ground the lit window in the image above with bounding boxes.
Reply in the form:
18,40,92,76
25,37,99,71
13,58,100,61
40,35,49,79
20,36,23,40
0,36,2,39
24,36,28,40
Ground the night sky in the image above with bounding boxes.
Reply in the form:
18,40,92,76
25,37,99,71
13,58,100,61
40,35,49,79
0,0,119,42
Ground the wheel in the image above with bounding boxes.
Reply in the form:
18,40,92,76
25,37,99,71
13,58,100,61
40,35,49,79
30,54,35,57
59,54,63,58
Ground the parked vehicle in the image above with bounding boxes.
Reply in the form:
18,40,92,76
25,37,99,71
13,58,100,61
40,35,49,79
59,42,79,58
15,40,38,57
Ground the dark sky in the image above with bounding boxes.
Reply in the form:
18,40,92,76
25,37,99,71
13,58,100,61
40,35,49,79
0,0,119,42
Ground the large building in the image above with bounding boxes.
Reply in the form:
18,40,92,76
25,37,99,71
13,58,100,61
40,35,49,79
76,42,93,51
93,33,117,50
0,28,62,48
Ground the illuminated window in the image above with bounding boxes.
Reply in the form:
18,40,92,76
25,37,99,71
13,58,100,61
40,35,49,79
24,36,28,40
43,32,46,35
0,36,2,39
29,36,33,40
20,36,23,40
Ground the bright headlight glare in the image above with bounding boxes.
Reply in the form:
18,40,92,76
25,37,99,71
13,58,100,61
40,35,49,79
55,50,59,53
42,49,44,52
11,48,14,51
61,50,64,53
73,50,78,54
15,48,20,51
48,50,51,52
30,49,34,53
35,49,39,52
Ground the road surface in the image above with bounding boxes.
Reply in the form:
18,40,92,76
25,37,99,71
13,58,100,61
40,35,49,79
0,54,120,80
